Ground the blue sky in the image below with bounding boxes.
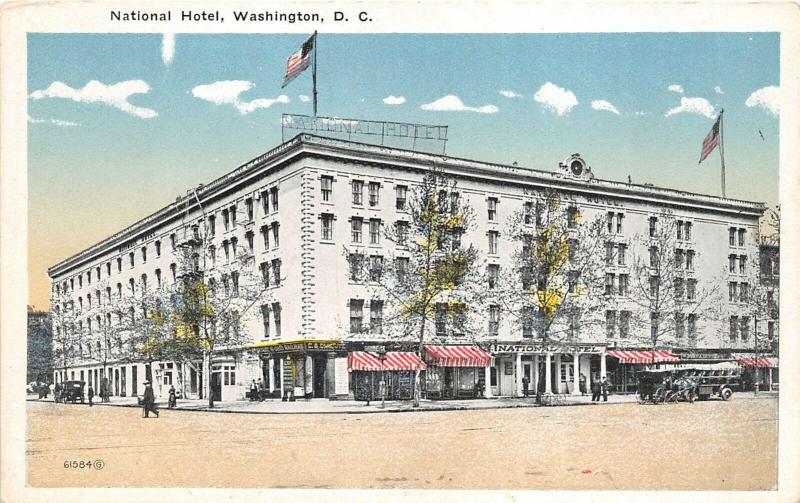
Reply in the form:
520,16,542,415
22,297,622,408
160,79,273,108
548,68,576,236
27,33,779,307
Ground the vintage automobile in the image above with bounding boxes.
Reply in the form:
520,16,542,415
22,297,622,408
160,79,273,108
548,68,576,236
60,380,86,404
676,368,740,401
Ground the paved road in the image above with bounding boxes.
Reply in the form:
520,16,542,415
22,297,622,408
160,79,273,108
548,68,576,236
26,396,777,490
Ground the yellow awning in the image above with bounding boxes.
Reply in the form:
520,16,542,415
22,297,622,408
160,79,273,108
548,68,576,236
247,338,342,350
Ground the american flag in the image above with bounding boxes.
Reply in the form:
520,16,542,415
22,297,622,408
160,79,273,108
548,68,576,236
699,114,722,163
281,34,315,88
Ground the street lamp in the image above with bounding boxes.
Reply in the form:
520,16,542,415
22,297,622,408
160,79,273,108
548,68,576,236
378,348,387,409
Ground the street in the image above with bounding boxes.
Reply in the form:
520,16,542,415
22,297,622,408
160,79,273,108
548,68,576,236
26,396,777,490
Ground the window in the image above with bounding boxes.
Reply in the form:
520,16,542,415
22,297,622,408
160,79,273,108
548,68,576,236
272,303,282,336
535,201,544,227
606,310,616,338
260,225,269,249
522,306,534,338
260,262,270,287
488,231,499,254
117,257,122,272
729,227,736,246
605,242,614,266
321,213,334,240
450,192,460,215
618,274,628,296
649,276,659,298
729,316,738,342
369,255,383,282
261,304,270,338
245,197,254,221
349,300,364,333
489,305,500,336
349,253,363,282
649,246,658,267
686,279,696,300
271,259,281,286
567,206,578,228
96,267,101,281
649,216,657,237
488,264,499,289
370,300,384,335
740,317,750,341
729,282,737,302
368,182,380,207
395,221,408,246
650,312,660,341
231,237,238,258
737,228,745,247
222,240,230,262
87,293,92,308
615,212,623,233
675,312,685,340
396,185,407,210
688,314,697,342
270,187,279,211
618,243,626,265
605,273,615,296
685,222,692,241
271,223,280,247
129,278,135,294
435,303,447,336
129,252,135,268
568,270,580,294
607,212,614,233
739,282,749,303
87,271,92,285
729,254,737,272
321,176,333,201
261,190,269,214
352,180,364,205
208,216,215,237
768,321,775,340
675,249,684,269
487,198,498,221
686,250,695,271
673,277,686,299
155,269,162,288
619,311,630,338
232,271,240,296
369,219,381,244
739,255,746,274
244,231,254,254
229,205,237,227
170,263,177,282
78,276,83,288
106,286,112,302
116,282,122,298
351,217,363,243
677,220,684,241
524,202,533,225
396,257,409,283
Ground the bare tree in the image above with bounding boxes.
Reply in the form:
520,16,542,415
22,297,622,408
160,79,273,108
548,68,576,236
343,165,482,407
496,189,611,344
627,210,722,362
50,290,79,383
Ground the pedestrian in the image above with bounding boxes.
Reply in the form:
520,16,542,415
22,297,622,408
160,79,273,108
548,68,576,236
522,375,530,397
250,379,258,402
591,378,600,402
54,382,62,404
601,376,609,402
168,385,177,408
142,380,159,418
579,374,587,396
88,384,94,407
102,377,110,402
256,378,265,401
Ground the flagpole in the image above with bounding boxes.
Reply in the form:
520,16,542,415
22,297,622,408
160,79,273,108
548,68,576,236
719,109,726,198
312,31,318,117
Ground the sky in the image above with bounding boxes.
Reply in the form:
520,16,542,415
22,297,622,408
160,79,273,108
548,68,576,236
27,33,780,309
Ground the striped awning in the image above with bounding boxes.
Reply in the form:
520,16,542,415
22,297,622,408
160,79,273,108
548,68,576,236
607,350,680,364
423,345,492,367
736,357,778,368
347,351,427,372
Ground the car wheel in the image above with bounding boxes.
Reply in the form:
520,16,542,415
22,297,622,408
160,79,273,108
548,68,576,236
720,388,733,401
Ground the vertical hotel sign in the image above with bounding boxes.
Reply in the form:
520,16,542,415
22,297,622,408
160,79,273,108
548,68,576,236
281,114,449,153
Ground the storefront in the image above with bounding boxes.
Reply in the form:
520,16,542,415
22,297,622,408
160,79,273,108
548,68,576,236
348,351,427,401
605,349,680,393
423,345,491,399
734,354,779,391
487,342,606,396
250,339,348,400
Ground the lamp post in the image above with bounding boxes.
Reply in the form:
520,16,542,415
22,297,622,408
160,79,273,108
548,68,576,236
378,349,387,409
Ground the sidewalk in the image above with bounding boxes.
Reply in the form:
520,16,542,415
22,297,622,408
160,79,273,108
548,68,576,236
27,390,777,414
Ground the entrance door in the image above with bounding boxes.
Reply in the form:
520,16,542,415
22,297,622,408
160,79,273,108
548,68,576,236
313,358,326,398
523,362,532,395
190,368,197,394
211,371,222,401
132,366,138,395
443,368,455,398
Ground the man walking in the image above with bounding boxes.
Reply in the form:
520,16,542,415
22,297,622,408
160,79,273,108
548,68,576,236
87,384,94,407
600,376,609,402
142,380,159,418
591,378,600,402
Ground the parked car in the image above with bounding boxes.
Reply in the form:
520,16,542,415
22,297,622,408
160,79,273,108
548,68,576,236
60,380,86,404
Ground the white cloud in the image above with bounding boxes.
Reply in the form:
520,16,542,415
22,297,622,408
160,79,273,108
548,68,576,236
664,97,716,119
298,95,310,102
191,80,289,114
590,99,620,115
29,80,158,119
533,82,578,116
27,115,79,127
420,95,498,114
499,90,524,98
382,95,406,105
667,84,684,94
745,85,779,116
714,86,724,95
162,33,175,65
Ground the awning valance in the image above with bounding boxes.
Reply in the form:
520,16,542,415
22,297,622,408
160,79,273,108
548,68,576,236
736,357,778,368
608,350,679,364
347,351,427,372
424,345,492,367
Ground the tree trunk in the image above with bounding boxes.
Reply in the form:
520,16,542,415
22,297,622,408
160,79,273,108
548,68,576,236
413,313,428,408
205,349,214,408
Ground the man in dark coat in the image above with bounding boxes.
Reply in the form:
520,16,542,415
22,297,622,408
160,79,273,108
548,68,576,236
88,384,94,407
591,378,600,402
600,376,610,402
142,380,159,418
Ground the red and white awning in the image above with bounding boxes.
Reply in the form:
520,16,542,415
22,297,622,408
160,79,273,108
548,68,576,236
607,350,680,364
736,357,778,368
423,345,492,367
347,351,427,372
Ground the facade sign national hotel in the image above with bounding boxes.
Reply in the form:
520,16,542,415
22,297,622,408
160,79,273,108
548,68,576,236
490,343,605,354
